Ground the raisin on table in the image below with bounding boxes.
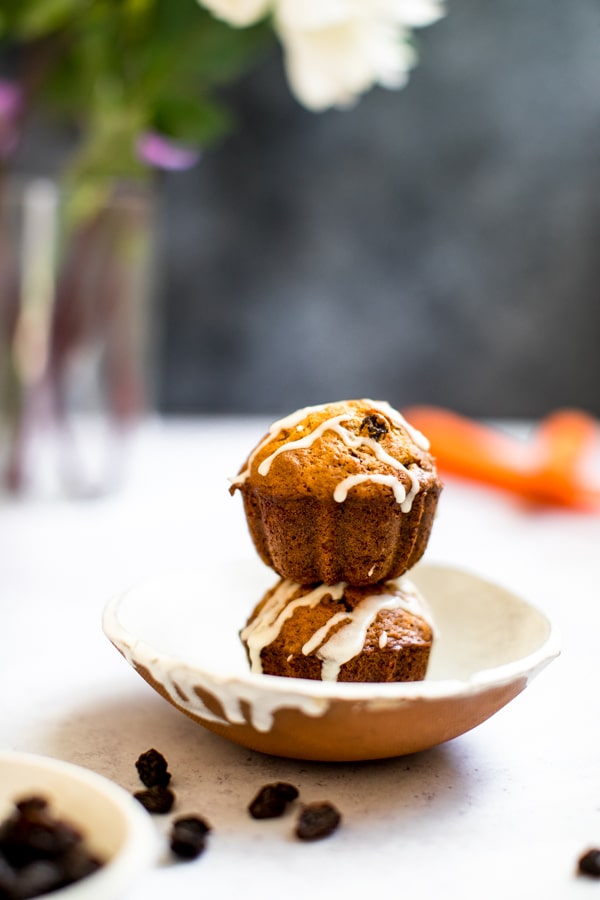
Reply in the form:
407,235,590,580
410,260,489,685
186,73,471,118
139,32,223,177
134,785,175,814
295,802,341,841
248,783,299,820
135,748,171,788
578,848,600,877
170,816,211,860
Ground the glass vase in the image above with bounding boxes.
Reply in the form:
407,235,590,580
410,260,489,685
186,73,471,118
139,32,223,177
0,177,156,498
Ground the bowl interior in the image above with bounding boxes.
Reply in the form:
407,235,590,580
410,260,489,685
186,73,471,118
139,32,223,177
412,564,554,681
107,560,556,689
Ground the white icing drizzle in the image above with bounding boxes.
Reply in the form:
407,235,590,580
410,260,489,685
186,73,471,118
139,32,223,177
240,580,346,673
368,400,430,452
312,586,425,682
242,576,432,683
334,473,406,504
257,413,350,476
333,469,421,512
228,399,429,490
229,400,427,511
302,612,351,656
229,402,328,488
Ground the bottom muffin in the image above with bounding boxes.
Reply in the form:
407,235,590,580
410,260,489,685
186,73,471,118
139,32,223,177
241,576,433,683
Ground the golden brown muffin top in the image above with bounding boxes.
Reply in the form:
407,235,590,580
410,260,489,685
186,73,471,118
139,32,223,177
230,399,439,507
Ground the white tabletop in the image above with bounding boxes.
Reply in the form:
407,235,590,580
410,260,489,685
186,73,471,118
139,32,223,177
1,417,599,899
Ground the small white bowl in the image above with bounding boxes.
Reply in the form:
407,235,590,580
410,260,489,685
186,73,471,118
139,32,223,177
0,751,159,899
103,561,560,762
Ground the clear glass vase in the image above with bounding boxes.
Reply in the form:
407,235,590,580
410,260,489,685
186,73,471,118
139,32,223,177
0,177,156,499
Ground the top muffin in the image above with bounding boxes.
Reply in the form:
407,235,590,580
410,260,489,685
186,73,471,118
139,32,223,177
230,399,442,585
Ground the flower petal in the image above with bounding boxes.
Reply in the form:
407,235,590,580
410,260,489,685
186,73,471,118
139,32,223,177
276,0,357,31
136,132,201,171
378,0,445,27
276,15,416,111
281,25,365,109
0,79,22,160
196,0,271,27
0,79,22,119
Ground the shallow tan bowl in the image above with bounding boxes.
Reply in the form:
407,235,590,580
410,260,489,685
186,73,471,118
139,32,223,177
103,562,560,762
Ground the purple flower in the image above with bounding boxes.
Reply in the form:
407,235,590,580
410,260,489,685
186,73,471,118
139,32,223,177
0,79,23,160
136,132,201,171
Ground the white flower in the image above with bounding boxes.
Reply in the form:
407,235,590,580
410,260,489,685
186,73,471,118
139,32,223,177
274,0,444,111
197,0,271,27
275,0,443,31
196,0,445,110
377,0,446,28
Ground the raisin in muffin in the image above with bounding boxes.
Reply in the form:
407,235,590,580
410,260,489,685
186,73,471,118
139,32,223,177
241,576,433,683
230,399,442,585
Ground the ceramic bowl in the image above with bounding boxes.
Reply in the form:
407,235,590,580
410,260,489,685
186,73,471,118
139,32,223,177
0,751,158,899
103,561,560,762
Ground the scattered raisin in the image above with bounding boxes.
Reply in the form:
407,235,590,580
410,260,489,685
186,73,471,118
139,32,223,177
135,748,171,788
170,816,211,860
578,848,600,877
134,785,175,814
0,795,103,900
248,783,299,819
295,802,341,841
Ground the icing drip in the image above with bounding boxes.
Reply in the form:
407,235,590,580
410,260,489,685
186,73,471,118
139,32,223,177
243,577,431,683
334,473,406,504
103,602,329,734
333,467,421,512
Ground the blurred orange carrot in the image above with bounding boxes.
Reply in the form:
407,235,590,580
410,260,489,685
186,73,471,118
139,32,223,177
402,406,600,510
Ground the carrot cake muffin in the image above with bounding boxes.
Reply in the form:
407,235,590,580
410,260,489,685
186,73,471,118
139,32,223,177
241,576,433,683
230,399,442,585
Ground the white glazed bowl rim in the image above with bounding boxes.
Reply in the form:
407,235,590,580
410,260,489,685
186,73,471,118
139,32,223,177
103,560,561,705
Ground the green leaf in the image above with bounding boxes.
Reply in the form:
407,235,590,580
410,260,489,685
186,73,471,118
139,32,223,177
152,93,234,146
10,0,83,38
0,0,277,200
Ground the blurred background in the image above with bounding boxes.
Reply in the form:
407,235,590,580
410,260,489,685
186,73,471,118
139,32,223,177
5,0,600,422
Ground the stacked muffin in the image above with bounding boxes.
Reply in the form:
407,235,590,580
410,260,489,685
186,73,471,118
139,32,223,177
230,399,442,683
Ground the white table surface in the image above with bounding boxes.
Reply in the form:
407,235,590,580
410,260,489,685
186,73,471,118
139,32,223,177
1,416,599,899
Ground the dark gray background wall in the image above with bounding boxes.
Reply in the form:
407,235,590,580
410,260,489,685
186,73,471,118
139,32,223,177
158,0,600,418
10,0,600,418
